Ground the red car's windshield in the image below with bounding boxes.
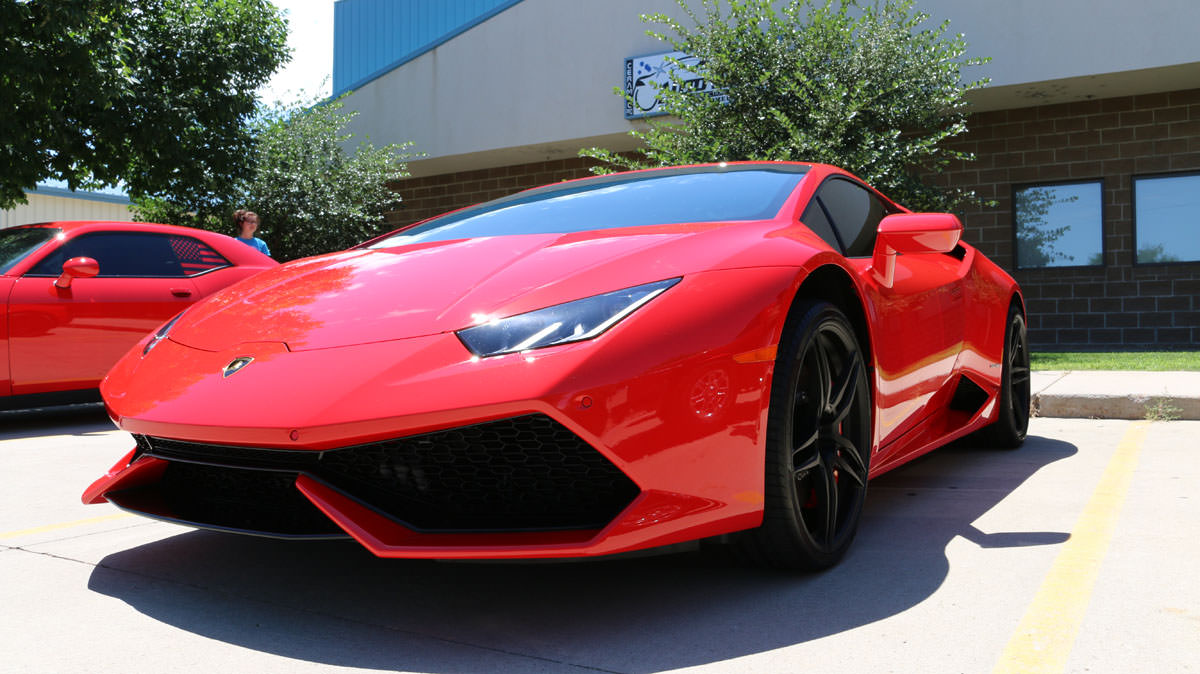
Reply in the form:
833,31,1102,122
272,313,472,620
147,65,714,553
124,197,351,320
0,227,60,275
369,165,809,248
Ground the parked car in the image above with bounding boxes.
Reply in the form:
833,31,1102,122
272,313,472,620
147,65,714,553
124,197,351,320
84,163,1028,570
1,221,276,409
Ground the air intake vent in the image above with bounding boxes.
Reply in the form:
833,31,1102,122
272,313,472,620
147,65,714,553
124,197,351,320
948,374,990,415
136,415,640,534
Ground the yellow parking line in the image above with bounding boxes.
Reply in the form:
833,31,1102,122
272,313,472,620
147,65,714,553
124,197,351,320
0,512,134,540
993,421,1150,674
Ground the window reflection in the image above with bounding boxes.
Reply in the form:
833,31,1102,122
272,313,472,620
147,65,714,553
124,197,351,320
1014,181,1103,269
1134,174,1200,264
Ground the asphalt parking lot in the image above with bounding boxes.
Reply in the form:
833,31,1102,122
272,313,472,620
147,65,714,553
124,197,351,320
2,409,1197,674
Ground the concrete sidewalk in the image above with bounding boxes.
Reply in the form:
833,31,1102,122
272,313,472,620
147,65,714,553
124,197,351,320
1032,370,1200,420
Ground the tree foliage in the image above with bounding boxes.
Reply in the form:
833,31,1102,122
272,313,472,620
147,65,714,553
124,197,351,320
0,0,289,209
1137,243,1180,264
582,0,989,212
134,95,410,261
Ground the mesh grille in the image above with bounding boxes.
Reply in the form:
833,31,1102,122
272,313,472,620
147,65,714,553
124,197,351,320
138,415,639,533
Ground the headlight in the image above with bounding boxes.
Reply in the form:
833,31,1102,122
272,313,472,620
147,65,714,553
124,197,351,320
457,278,681,358
143,311,184,356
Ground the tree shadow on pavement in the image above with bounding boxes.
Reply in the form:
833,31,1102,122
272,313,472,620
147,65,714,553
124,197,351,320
87,435,1077,673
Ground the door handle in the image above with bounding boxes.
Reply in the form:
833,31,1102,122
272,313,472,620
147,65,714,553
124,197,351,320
171,288,193,297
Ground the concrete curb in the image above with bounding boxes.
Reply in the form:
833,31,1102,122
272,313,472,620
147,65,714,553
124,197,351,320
1031,370,1200,420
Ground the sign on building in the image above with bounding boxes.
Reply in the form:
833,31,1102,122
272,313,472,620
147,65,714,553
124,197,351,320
624,51,725,119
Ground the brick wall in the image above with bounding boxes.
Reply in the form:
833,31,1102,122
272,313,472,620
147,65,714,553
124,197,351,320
388,90,1200,350
385,158,600,229
935,89,1200,349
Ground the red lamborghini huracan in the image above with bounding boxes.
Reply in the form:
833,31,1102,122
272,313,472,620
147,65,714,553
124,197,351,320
83,163,1029,570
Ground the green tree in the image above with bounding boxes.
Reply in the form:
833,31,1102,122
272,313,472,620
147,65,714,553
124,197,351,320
0,0,289,209
582,0,988,212
134,95,411,261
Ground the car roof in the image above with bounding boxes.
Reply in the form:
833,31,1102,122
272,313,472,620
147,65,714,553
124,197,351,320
12,220,207,235
6,221,250,249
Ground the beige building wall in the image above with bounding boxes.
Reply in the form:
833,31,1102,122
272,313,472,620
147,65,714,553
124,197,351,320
1,192,133,229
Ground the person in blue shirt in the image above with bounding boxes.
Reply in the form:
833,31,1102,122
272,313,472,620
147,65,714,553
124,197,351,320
233,209,271,256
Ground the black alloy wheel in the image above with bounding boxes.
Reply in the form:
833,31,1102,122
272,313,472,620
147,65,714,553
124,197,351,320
984,304,1031,449
742,300,872,571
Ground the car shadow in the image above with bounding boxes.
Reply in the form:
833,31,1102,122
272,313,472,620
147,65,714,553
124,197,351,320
86,434,1076,672
0,404,113,440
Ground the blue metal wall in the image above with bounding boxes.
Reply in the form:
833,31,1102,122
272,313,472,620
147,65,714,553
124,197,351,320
333,0,525,96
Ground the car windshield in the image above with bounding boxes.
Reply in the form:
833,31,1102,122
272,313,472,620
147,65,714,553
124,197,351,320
0,227,60,275
368,165,809,248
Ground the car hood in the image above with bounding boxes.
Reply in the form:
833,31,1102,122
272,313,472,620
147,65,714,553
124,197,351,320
169,224,805,352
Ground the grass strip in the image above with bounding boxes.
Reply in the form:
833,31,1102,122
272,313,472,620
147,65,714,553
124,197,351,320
1032,351,1200,371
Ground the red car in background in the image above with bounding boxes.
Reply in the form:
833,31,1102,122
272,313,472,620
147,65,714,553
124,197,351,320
1,221,276,409
84,163,1029,571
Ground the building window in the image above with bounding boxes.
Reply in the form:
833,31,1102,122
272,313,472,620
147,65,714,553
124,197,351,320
1013,181,1104,269
1134,173,1200,264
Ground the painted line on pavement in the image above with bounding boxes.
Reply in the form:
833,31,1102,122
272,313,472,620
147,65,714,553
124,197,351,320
992,420,1150,674
0,512,134,540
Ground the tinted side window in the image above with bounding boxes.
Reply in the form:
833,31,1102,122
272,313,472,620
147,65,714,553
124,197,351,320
0,227,59,274
816,179,887,257
799,201,841,251
169,236,230,275
28,232,186,277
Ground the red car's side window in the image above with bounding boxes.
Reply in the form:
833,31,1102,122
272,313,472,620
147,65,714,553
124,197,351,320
25,232,230,278
169,236,230,276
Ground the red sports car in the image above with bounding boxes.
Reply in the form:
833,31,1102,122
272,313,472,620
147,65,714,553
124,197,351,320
83,163,1029,570
1,221,276,410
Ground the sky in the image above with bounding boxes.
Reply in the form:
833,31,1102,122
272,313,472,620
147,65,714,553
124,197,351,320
258,0,336,106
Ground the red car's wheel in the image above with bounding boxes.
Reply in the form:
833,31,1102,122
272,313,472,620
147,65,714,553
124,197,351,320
744,301,871,571
984,304,1030,449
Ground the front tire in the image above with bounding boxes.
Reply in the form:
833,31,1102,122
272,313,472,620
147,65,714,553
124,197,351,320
741,301,872,571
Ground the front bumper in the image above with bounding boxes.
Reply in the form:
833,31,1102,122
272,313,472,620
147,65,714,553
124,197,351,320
86,268,799,558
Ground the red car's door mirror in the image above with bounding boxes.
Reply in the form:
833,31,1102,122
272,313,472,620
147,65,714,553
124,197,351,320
871,213,963,288
55,256,100,289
